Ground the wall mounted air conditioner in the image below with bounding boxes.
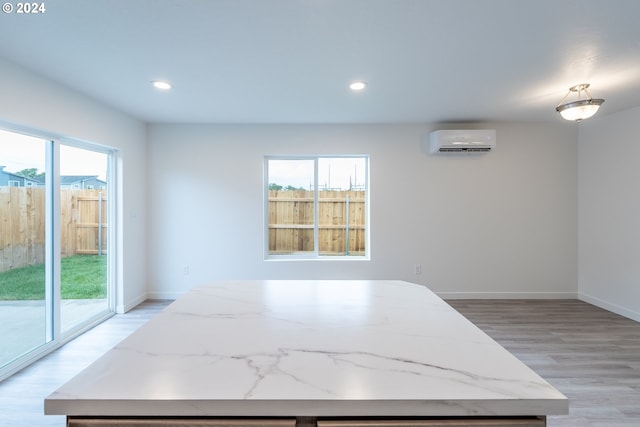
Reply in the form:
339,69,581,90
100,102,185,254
428,129,496,153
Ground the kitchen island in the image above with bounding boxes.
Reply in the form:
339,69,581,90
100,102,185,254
45,280,567,426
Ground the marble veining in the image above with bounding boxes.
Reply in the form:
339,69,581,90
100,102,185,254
45,280,568,417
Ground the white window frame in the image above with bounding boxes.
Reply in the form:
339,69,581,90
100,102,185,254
264,155,370,261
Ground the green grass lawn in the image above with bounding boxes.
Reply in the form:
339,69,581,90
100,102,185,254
0,255,107,300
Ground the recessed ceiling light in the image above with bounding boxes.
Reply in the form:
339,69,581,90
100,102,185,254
349,81,368,91
152,80,172,90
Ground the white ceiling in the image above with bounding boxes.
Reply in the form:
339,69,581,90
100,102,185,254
1,0,639,124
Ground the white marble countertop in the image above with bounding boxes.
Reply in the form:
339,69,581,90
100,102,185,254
45,280,567,417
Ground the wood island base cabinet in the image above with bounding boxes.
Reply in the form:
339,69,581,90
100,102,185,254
67,417,546,427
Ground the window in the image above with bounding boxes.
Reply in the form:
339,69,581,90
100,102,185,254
265,156,368,259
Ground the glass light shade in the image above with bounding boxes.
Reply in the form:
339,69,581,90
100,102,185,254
556,99,604,121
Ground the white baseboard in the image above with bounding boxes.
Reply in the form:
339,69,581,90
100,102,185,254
116,293,149,314
579,292,640,323
123,289,640,324
439,291,578,300
145,290,580,302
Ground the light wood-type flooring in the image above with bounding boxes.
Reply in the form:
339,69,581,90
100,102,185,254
448,300,640,427
0,299,638,427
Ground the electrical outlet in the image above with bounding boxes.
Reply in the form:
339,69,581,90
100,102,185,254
414,264,422,275
183,265,190,275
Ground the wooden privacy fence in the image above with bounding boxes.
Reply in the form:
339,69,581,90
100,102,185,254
0,187,45,273
0,188,107,273
268,190,366,256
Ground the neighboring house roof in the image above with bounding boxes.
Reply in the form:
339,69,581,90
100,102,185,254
60,175,104,185
0,169,107,187
0,166,40,185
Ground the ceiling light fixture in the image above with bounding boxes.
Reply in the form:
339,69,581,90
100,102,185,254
555,83,604,122
349,81,368,91
152,80,172,90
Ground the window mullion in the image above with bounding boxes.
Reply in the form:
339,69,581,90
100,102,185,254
313,157,319,256
107,151,117,313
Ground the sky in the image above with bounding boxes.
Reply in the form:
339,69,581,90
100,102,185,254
268,157,367,191
0,129,108,180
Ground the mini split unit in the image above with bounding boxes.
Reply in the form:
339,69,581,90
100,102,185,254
427,129,496,153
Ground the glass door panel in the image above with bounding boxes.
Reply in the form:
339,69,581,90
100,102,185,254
0,129,48,368
59,145,110,334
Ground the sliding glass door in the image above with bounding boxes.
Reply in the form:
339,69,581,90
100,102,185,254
0,128,114,377
0,129,48,368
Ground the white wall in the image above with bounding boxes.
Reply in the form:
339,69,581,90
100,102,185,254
0,57,147,312
578,106,640,321
146,122,578,299
8,50,640,320
0,54,582,311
